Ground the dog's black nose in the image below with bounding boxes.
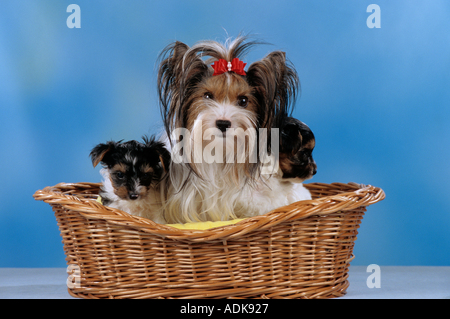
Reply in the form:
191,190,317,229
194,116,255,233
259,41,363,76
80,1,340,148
216,120,231,133
312,167,317,176
129,193,139,200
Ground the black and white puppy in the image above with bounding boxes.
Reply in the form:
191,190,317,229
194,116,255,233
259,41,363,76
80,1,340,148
90,136,170,223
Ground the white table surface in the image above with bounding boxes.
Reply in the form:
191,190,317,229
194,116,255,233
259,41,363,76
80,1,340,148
1,266,449,299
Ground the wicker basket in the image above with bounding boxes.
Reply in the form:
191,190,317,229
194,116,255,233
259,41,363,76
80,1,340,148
33,182,384,299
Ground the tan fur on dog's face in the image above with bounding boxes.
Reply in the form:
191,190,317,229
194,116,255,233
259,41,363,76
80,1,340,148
108,163,155,201
90,137,171,204
185,73,258,132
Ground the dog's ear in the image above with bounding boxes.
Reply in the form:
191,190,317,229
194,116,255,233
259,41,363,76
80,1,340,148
173,41,190,60
90,142,114,168
156,144,171,174
158,41,190,87
158,41,208,134
297,121,315,151
142,136,171,173
281,122,303,156
157,42,190,132
246,51,299,129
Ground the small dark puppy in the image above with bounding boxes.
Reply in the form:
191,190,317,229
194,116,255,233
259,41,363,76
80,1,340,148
279,117,317,182
90,136,170,223
240,117,316,215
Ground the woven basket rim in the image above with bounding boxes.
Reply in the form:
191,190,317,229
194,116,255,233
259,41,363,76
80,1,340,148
33,182,385,241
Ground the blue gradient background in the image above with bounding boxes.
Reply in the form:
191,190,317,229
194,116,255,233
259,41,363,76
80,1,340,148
1,1,449,267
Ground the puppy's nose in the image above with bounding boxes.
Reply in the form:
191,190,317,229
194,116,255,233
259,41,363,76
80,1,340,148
312,167,317,176
129,193,139,200
216,120,231,133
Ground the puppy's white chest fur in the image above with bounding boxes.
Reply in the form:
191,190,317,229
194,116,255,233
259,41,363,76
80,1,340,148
238,175,312,218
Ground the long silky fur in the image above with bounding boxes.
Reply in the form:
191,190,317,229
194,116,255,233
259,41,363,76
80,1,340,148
157,36,300,223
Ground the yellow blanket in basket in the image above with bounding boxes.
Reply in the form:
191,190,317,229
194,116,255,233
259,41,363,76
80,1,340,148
166,219,244,230
96,196,244,230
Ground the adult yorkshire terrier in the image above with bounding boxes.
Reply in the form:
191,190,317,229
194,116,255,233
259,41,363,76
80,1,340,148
158,36,299,223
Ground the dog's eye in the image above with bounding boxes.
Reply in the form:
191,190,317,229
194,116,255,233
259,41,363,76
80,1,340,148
237,96,248,108
302,149,312,156
115,172,124,179
204,92,213,100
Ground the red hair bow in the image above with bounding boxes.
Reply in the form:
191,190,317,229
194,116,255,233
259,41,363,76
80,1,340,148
212,58,246,76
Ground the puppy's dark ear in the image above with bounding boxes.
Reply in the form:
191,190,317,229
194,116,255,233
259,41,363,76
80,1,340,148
281,122,302,155
297,121,315,148
246,51,299,129
142,136,171,173
156,144,171,173
90,142,114,168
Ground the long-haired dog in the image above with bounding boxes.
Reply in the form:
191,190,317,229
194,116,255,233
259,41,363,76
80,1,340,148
90,136,170,223
157,36,300,223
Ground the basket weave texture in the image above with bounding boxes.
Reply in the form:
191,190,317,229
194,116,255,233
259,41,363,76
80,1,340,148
34,182,384,299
